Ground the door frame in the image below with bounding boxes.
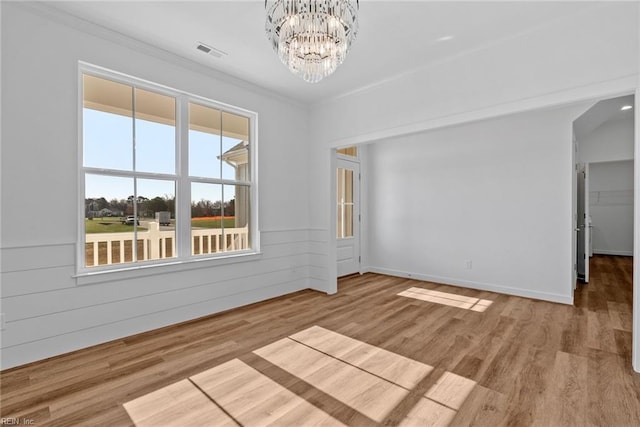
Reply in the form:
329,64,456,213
576,163,590,283
336,157,361,277
633,87,639,373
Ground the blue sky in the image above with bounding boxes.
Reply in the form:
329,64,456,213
84,109,241,203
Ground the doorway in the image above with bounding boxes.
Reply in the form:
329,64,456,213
573,94,634,290
336,156,360,277
572,95,636,372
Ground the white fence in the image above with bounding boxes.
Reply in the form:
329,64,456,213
85,222,248,267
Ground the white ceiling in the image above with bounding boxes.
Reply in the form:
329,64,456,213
48,1,599,104
574,95,636,141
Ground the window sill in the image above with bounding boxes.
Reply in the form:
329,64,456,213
74,251,262,286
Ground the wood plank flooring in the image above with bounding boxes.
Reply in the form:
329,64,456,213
1,255,637,426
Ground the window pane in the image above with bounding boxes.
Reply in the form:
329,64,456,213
337,168,344,238
83,74,133,170
135,88,176,174
222,111,250,181
224,184,250,252
344,204,354,237
191,182,223,255
137,179,176,261
345,169,353,203
189,103,221,178
337,168,344,202
85,174,136,267
336,168,354,239
337,146,358,157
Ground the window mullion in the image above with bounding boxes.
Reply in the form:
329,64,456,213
82,168,177,181
132,86,138,263
177,96,191,259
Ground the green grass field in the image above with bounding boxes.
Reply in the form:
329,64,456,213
85,218,147,233
191,218,237,229
85,217,238,233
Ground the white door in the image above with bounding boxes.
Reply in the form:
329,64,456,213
577,164,591,282
336,158,360,277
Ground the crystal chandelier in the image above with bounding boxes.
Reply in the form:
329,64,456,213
265,0,359,83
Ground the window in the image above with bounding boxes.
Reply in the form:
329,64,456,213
188,103,251,256
336,167,354,239
337,146,358,158
80,66,256,272
336,146,358,239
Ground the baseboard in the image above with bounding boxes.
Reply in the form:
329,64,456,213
593,250,633,257
367,267,573,305
360,266,372,275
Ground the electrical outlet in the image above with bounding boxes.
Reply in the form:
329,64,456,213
465,260,473,269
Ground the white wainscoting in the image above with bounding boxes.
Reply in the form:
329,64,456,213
0,229,319,369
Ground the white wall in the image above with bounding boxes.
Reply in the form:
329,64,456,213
0,3,311,369
305,2,638,368
579,115,635,163
590,161,634,256
308,2,638,275
364,105,588,303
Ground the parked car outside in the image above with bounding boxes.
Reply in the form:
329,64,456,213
122,215,140,225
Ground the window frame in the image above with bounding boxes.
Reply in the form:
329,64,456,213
76,63,259,279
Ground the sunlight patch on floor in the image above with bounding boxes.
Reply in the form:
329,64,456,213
289,325,433,389
426,371,477,410
254,335,422,422
124,325,479,426
400,372,477,426
191,358,346,426
398,287,493,312
123,379,238,427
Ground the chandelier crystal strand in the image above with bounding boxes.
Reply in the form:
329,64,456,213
265,0,359,83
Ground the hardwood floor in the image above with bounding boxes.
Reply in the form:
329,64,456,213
1,255,637,426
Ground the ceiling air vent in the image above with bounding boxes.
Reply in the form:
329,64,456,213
196,42,227,58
